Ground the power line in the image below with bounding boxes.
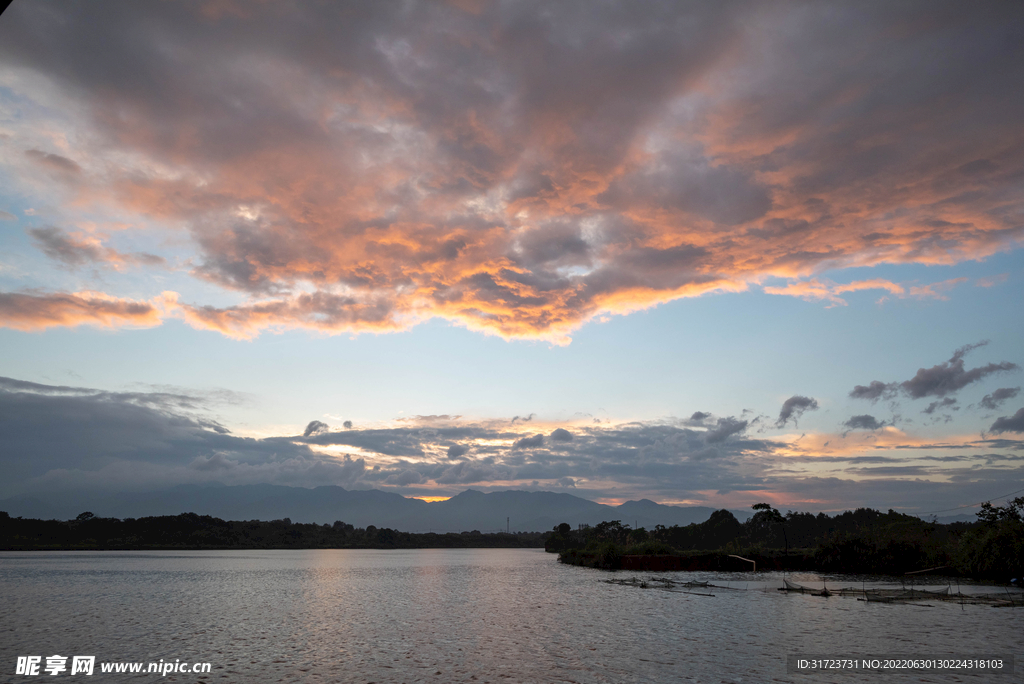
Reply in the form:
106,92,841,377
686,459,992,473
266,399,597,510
917,486,1024,516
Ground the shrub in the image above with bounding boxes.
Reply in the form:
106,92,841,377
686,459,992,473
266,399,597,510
624,540,677,555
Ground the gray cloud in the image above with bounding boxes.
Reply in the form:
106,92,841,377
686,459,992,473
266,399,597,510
598,147,772,225
0,375,361,497
849,380,898,402
0,375,218,412
776,395,819,428
900,342,1017,399
304,428,431,458
383,469,427,486
989,408,1024,435
517,222,591,268
513,434,545,449
980,387,1020,411
843,415,887,431
24,149,81,175
704,417,748,444
433,460,510,486
923,398,957,415
303,420,329,438
549,428,574,442
852,343,1019,403
0,210,16,221
30,227,104,265
3,374,1020,512
29,226,166,268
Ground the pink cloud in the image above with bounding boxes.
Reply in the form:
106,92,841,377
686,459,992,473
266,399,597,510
0,2,1020,339
0,291,176,332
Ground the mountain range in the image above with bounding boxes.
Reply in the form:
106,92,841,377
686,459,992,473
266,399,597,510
0,484,752,532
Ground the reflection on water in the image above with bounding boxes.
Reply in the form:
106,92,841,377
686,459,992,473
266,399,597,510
1,549,1019,682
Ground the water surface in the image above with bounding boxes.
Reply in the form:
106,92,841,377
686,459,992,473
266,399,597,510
1,549,1019,682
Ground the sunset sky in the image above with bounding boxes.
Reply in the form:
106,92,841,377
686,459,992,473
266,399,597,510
1,0,1022,515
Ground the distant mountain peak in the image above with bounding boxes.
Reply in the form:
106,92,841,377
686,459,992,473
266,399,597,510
0,484,746,531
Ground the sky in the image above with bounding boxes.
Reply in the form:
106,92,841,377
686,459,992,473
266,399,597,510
0,0,1022,515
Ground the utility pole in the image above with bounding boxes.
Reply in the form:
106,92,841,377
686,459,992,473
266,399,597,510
507,517,509,534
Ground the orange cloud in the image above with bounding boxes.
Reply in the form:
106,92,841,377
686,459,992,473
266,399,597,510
177,292,413,340
772,427,996,461
975,273,1008,288
834,279,905,296
764,276,974,306
0,290,176,332
907,277,969,301
1,2,1021,340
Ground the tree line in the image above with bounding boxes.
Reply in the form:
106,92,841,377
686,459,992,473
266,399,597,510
545,499,1024,580
0,511,546,550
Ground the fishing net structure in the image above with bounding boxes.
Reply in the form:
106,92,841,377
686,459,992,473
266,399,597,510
604,576,1024,607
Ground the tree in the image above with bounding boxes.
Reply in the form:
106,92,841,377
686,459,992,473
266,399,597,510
750,503,788,554
700,510,742,549
594,520,626,542
977,497,1024,524
76,512,95,521
958,497,1024,579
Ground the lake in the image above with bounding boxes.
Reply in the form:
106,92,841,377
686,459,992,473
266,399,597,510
1,549,1019,682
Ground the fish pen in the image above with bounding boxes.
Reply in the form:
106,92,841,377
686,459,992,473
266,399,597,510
603,575,1024,607
603,576,718,596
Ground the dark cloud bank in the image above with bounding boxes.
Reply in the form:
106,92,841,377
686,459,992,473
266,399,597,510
2,376,1022,516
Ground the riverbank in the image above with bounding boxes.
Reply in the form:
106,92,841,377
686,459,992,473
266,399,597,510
547,502,1024,581
557,546,816,572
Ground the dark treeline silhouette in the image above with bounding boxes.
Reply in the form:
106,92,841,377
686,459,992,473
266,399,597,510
0,511,545,550
546,499,1024,581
